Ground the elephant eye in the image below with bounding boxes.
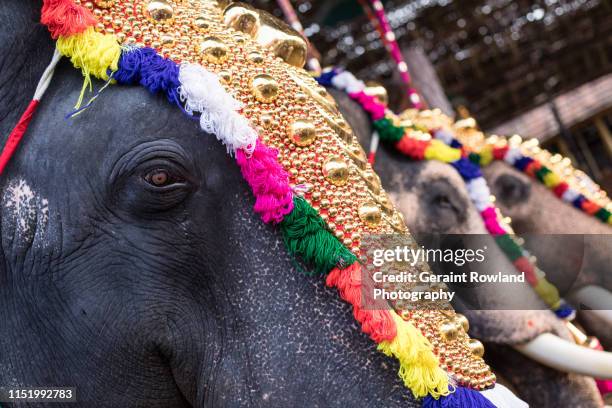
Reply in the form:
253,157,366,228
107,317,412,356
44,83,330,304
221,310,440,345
144,168,183,187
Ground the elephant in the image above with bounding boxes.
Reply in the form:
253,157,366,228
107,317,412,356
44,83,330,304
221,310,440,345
0,1,461,407
484,160,612,350
327,87,606,407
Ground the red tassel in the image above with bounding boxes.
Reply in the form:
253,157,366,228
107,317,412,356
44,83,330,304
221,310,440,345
513,257,537,285
581,199,601,215
493,145,509,160
41,0,96,39
395,135,428,160
326,263,397,343
553,181,569,197
0,100,40,175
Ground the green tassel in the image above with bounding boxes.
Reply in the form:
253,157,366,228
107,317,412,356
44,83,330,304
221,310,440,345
495,234,523,261
535,166,552,183
280,197,357,275
595,207,611,222
373,118,405,143
468,152,481,165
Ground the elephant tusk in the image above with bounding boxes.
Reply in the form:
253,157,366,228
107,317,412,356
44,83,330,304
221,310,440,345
569,285,612,326
514,333,612,379
479,383,528,408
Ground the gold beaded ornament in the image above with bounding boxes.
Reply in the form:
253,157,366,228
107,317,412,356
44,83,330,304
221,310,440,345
84,0,494,388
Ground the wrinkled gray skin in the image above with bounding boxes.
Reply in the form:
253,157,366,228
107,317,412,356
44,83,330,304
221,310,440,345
484,161,612,349
328,88,603,407
0,2,425,407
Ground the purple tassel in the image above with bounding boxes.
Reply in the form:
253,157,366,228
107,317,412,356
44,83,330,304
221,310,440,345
422,386,497,408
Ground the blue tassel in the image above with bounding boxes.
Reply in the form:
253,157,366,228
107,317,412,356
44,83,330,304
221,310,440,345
452,157,483,181
513,156,533,171
555,302,576,319
572,195,586,209
315,69,338,86
450,139,463,149
114,47,181,106
113,47,158,85
422,386,497,408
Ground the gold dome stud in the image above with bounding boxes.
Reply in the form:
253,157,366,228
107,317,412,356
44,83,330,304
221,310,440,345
247,52,264,64
218,70,232,84
288,120,317,147
199,37,229,64
223,3,261,38
361,170,381,196
144,0,174,22
468,339,485,357
322,156,350,186
358,202,382,228
439,320,459,341
454,314,469,332
250,74,279,103
193,16,209,31
388,212,407,232
345,143,368,170
93,0,115,8
223,2,307,67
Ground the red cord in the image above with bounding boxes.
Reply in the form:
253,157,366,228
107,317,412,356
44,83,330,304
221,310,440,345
0,100,40,175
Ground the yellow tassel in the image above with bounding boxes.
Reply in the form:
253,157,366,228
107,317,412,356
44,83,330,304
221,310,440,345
57,28,120,108
57,28,120,81
424,139,462,163
543,172,561,188
377,311,449,399
479,146,494,166
534,278,561,309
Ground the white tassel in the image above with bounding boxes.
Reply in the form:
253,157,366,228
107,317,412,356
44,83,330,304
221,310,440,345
561,188,580,203
467,177,491,211
178,63,257,156
480,383,529,408
503,147,522,165
331,71,365,93
433,128,454,145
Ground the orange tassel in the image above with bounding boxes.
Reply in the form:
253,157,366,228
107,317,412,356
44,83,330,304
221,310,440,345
41,0,96,39
326,263,397,343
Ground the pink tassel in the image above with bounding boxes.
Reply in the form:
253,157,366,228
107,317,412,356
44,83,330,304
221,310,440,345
348,91,386,120
481,207,506,236
236,140,294,223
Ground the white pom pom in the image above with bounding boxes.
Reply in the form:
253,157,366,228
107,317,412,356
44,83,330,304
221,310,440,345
503,147,522,165
467,177,491,211
331,71,364,92
561,188,580,203
434,129,454,145
178,63,257,155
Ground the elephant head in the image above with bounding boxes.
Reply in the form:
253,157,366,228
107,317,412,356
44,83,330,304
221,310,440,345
327,87,607,407
484,159,612,349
